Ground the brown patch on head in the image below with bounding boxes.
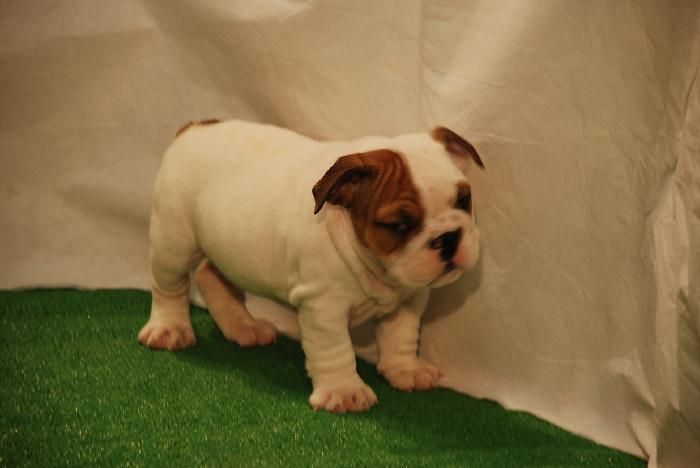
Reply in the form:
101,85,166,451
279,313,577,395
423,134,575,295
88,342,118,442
313,149,424,257
431,126,484,169
176,118,221,137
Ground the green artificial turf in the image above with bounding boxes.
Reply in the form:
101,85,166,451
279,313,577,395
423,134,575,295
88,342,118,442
0,289,644,467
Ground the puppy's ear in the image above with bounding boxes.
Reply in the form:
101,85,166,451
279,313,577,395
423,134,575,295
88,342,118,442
312,153,377,214
431,126,484,171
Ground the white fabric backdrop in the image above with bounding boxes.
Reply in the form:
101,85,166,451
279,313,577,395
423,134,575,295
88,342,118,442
1,1,698,466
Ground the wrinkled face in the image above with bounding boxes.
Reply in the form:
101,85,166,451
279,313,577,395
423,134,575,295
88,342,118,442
313,127,484,289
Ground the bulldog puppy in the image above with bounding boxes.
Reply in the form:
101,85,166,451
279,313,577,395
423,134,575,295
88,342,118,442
138,120,483,413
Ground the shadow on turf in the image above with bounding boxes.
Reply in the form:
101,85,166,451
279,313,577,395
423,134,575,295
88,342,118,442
170,308,642,465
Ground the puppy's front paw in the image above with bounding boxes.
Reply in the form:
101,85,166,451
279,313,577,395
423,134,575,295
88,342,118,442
309,378,378,413
138,321,196,351
379,358,442,392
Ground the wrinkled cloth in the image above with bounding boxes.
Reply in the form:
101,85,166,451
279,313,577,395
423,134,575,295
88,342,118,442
1,1,698,465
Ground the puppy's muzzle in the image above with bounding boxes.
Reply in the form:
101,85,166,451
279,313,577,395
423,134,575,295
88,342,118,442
430,228,463,263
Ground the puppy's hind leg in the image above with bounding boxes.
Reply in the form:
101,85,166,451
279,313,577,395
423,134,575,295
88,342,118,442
195,259,277,347
139,213,199,351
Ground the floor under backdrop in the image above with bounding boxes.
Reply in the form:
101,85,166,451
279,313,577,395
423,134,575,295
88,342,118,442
1,289,644,466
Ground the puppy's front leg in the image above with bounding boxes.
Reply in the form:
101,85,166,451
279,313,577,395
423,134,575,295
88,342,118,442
377,289,442,392
299,300,377,413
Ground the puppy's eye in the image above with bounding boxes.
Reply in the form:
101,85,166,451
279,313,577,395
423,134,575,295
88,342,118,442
456,192,472,212
378,222,411,234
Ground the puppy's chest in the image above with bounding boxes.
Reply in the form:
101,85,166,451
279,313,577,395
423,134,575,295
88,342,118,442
348,294,406,327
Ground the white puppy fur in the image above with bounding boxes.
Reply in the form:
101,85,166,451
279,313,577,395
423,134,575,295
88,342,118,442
139,120,481,413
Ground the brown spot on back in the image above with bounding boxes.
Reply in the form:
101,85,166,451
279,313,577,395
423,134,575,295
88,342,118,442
176,118,221,137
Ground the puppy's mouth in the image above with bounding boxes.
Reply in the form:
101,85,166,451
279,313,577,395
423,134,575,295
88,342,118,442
428,261,464,287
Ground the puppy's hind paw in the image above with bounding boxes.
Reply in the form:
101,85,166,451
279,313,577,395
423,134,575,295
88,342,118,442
222,318,277,348
138,321,196,351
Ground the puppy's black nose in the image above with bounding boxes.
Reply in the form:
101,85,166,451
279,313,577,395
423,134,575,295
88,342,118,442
429,229,462,261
